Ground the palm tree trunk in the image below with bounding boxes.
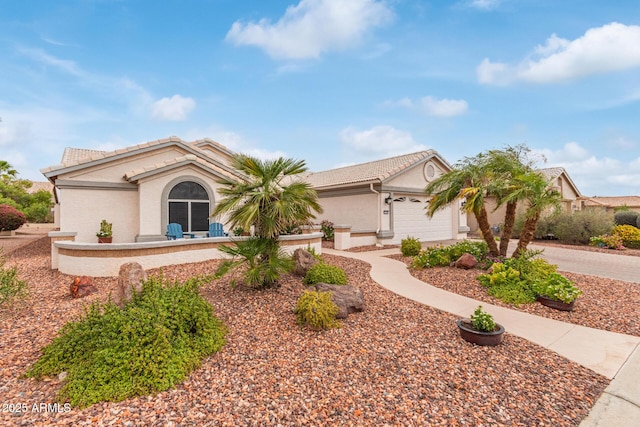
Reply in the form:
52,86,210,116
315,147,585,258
512,212,540,258
499,201,517,257
475,206,500,256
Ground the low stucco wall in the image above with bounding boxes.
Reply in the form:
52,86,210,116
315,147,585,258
53,232,323,277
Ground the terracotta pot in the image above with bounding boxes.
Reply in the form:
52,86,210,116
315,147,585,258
98,236,113,244
537,295,575,311
456,319,505,346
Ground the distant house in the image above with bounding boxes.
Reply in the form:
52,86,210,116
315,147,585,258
307,151,469,245
467,166,582,234
580,196,640,214
42,138,468,245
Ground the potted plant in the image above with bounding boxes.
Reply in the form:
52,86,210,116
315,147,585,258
533,273,582,311
456,305,505,346
96,219,113,243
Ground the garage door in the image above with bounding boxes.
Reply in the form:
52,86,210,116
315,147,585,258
392,196,452,243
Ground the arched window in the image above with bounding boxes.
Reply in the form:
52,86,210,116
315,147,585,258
168,181,210,232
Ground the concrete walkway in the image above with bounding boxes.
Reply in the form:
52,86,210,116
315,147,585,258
324,246,640,426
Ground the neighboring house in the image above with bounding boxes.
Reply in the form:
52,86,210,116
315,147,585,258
307,151,469,245
41,137,243,243
467,166,582,234
42,138,468,245
580,196,640,214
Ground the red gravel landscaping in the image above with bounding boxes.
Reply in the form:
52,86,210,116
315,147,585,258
389,254,640,337
1,237,608,426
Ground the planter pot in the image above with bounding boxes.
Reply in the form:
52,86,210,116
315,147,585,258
537,295,575,311
98,237,113,244
456,319,505,346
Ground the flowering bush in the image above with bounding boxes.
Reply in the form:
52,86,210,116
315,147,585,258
0,204,26,231
589,234,625,250
612,225,640,249
320,220,334,241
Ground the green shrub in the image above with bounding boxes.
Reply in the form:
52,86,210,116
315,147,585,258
215,237,294,288
614,210,640,227
533,272,583,303
589,234,625,250
470,306,496,332
0,204,26,231
400,236,421,257
412,245,451,268
294,290,341,330
303,263,347,285
477,263,537,305
637,214,640,229
412,240,488,269
612,224,640,249
0,251,27,306
25,274,227,408
551,209,614,244
320,220,334,241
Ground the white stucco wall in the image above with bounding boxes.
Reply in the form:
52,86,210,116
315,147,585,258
59,188,139,243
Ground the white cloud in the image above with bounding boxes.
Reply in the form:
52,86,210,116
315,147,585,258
340,125,428,158
185,127,288,160
534,142,640,196
225,0,393,59
385,96,468,117
478,22,640,84
151,95,196,121
468,0,504,10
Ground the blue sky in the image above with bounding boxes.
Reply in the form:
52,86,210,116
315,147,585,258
1,0,639,196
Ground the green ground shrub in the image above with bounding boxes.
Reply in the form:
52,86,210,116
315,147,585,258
412,240,488,269
614,210,640,227
552,209,615,244
589,234,625,250
612,224,640,249
400,236,421,257
303,263,347,285
294,290,340,329
0,251,27,306
25,274,227,408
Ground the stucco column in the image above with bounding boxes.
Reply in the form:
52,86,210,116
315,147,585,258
48,231,77,269
334,224,351,250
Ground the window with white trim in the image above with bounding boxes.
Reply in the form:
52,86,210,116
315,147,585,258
168,181,210,232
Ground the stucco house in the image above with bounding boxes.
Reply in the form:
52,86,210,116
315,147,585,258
580,196,640,214
41,136,243,243
42,137,468,247
467,166,583,234
306,151,469,245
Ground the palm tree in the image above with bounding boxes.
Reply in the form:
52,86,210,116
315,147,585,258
507,171,561,258
425,154,500,257
212,154,323,288
485,145,536,257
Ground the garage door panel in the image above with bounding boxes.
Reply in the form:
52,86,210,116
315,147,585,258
393,196,451,243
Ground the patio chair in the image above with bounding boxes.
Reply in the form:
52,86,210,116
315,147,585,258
166,223,195,240
207,222,228,237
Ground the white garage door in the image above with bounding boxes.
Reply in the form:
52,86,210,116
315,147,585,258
392,196,452,243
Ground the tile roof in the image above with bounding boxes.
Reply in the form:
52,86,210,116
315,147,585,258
582,196,640,207
26,181,54,194
306,150,440,188
40,136,236,177
538,166,582,197
124,154,238,182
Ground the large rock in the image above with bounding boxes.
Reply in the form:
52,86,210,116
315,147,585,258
70,276,98,299
453,253,478,270
292,248,319,276
315,283,364,319
114,262,147,307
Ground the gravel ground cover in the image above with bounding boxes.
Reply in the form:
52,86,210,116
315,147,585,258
389,255,640,337
0,237,608,426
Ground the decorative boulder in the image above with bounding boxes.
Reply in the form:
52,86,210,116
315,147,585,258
315,283,364,319
453,253,478,270
292,248,319,276
114,262,147,307
70,276,98,299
